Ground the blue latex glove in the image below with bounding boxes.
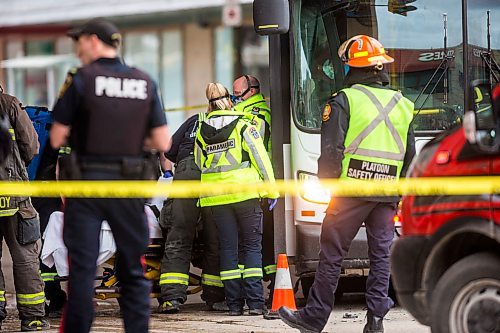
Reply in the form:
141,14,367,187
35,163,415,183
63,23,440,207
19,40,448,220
268,198,278,211
163,170,174,178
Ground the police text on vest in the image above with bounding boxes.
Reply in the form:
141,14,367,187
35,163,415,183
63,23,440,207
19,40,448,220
95,76,148,100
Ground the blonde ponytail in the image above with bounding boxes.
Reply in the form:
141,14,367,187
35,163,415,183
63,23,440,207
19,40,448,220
206,82,233,112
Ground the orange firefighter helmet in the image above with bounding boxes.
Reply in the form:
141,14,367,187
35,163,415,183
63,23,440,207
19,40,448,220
339,35,394,68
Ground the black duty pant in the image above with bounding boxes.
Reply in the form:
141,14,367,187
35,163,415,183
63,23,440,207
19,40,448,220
32,197,66,310
207,199,264,312
62,172,150,333
159,156,201,303
300,197,396,331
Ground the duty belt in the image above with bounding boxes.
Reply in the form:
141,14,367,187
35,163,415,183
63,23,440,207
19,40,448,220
80,161,122,173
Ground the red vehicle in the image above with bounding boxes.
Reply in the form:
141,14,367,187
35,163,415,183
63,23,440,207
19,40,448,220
391,81,500,333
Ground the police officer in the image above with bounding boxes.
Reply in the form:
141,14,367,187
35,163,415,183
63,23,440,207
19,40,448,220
158,111,207,313
195,83,279,316
232,75,277,300
0,88,49,331
50,19,170,333
279,35,416,333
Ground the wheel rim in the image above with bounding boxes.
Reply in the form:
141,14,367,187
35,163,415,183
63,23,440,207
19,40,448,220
449,278,500,333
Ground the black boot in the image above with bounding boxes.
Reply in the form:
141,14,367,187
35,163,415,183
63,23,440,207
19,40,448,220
158,299,180,314
363,311,384,333
278,306,322,333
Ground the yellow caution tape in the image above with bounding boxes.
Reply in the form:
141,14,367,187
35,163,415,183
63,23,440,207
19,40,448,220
0,177,499,198
164,104,208,113
163,98,271,113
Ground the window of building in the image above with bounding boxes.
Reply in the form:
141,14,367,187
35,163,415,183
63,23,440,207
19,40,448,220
215,27,235,89
25,40,54,56
124,32,160,83
161,29,184,132
239,27,270,97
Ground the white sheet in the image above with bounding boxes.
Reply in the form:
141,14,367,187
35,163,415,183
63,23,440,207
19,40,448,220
41,206,161,277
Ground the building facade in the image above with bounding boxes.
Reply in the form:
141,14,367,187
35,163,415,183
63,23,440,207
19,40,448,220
0,0,270,130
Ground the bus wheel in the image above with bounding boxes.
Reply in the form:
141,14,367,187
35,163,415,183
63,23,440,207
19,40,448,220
430,252,500,333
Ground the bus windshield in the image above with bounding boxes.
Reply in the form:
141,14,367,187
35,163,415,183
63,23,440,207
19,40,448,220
291,0,467,135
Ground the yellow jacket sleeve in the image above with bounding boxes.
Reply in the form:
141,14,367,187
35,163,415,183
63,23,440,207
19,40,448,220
242,124,280,199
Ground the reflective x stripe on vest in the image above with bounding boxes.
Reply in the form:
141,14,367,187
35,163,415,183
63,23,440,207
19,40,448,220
17,292,45,305
0,290,5,303
201,274,224,288
195,112,275,207
341,84,413,181
159,272,189,286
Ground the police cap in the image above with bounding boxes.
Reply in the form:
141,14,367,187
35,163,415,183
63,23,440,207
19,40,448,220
67,18,121,48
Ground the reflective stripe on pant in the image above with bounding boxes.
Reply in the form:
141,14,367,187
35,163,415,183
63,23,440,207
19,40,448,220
208,199,264,311
159,156,201,304
159,273,189,286
300,198,396,331
17,292,45,305
41,272,58,283
201,274,224,288
264,265,277,275
0,214,45,320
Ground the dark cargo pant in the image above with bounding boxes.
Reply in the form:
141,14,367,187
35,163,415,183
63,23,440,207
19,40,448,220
0,213,45,320
300,197,396,331
200,208,225,305
208,199,265,312
159,156,201,303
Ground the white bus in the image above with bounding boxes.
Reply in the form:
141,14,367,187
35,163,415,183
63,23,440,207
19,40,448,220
254,0,498,297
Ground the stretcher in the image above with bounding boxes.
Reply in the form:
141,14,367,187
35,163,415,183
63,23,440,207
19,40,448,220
40,204,204,304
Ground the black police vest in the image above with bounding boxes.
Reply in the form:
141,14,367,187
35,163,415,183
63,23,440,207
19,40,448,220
77,62,154,156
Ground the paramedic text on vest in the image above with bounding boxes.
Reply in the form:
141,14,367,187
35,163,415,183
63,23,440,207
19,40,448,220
194,83,279,316
278,35,416,333
0,89,49,331
49,18,170,333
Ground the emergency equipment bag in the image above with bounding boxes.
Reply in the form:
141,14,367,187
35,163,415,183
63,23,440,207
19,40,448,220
24,106,53,180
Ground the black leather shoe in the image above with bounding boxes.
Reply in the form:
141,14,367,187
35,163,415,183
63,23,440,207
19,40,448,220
363,311,384,333
278,306,321,333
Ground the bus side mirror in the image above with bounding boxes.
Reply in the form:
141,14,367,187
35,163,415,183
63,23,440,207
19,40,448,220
253,0,289,35
464,80,499,152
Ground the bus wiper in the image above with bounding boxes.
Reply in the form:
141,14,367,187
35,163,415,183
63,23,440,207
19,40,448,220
413,14,453,120
480,10,500,85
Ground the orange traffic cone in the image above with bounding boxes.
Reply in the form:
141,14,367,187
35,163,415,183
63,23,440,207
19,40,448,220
264,254,296,320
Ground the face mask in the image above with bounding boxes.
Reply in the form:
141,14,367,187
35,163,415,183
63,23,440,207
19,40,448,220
232,75,260,105
231,94,243,105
